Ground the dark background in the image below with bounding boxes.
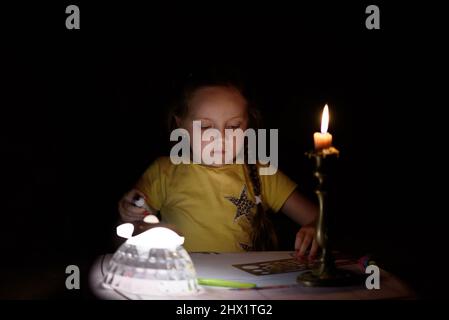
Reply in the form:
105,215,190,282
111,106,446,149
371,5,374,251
1,2,446,299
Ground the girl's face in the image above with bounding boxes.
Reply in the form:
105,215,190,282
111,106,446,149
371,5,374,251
176,85,249,166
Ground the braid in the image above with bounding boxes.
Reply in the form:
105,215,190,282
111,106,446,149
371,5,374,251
245,145,278,251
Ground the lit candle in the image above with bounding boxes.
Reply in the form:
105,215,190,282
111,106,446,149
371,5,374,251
314,104,332,150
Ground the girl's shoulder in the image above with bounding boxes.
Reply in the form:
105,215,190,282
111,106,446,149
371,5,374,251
153,156,172,168
151,156,175,174
142,156,175,180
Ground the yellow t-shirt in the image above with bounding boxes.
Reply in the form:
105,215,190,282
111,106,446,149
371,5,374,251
135,157,297,252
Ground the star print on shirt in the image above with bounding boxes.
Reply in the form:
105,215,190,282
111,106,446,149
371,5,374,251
225,185,256,222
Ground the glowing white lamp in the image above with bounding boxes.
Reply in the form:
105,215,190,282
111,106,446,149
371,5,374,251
103,219,199,297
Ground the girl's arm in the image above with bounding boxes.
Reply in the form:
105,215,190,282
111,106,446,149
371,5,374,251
280,190,319,258
281,190,318,226
118,189,154,222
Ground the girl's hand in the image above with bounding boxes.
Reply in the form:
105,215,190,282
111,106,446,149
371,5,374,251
294,223,319,259
118,189,154,222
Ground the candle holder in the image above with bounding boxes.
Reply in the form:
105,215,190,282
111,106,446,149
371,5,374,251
297,146,361,287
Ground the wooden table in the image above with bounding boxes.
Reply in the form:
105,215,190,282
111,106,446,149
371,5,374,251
89,251,415,300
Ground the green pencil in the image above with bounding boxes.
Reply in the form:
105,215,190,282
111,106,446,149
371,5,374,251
197,278,257,289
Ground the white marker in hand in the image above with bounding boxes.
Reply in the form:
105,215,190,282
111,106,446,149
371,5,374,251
133,196,152,213
134,196,159,224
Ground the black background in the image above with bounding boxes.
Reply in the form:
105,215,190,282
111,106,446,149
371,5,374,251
1,1,446,299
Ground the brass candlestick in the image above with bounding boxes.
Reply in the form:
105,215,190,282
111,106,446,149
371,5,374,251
297,146,360,287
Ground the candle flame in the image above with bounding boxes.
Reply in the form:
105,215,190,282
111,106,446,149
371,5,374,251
321,104,329,134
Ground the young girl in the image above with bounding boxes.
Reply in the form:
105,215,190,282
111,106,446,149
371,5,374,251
118,71,319,258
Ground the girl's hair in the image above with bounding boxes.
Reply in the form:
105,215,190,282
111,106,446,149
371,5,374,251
167,67,278,251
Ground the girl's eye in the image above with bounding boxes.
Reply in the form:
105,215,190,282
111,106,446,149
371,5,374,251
227,125,241,129
201,126,211,130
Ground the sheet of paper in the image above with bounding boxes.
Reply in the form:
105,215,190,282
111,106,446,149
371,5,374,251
190,251,302,286
90,252,414,300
